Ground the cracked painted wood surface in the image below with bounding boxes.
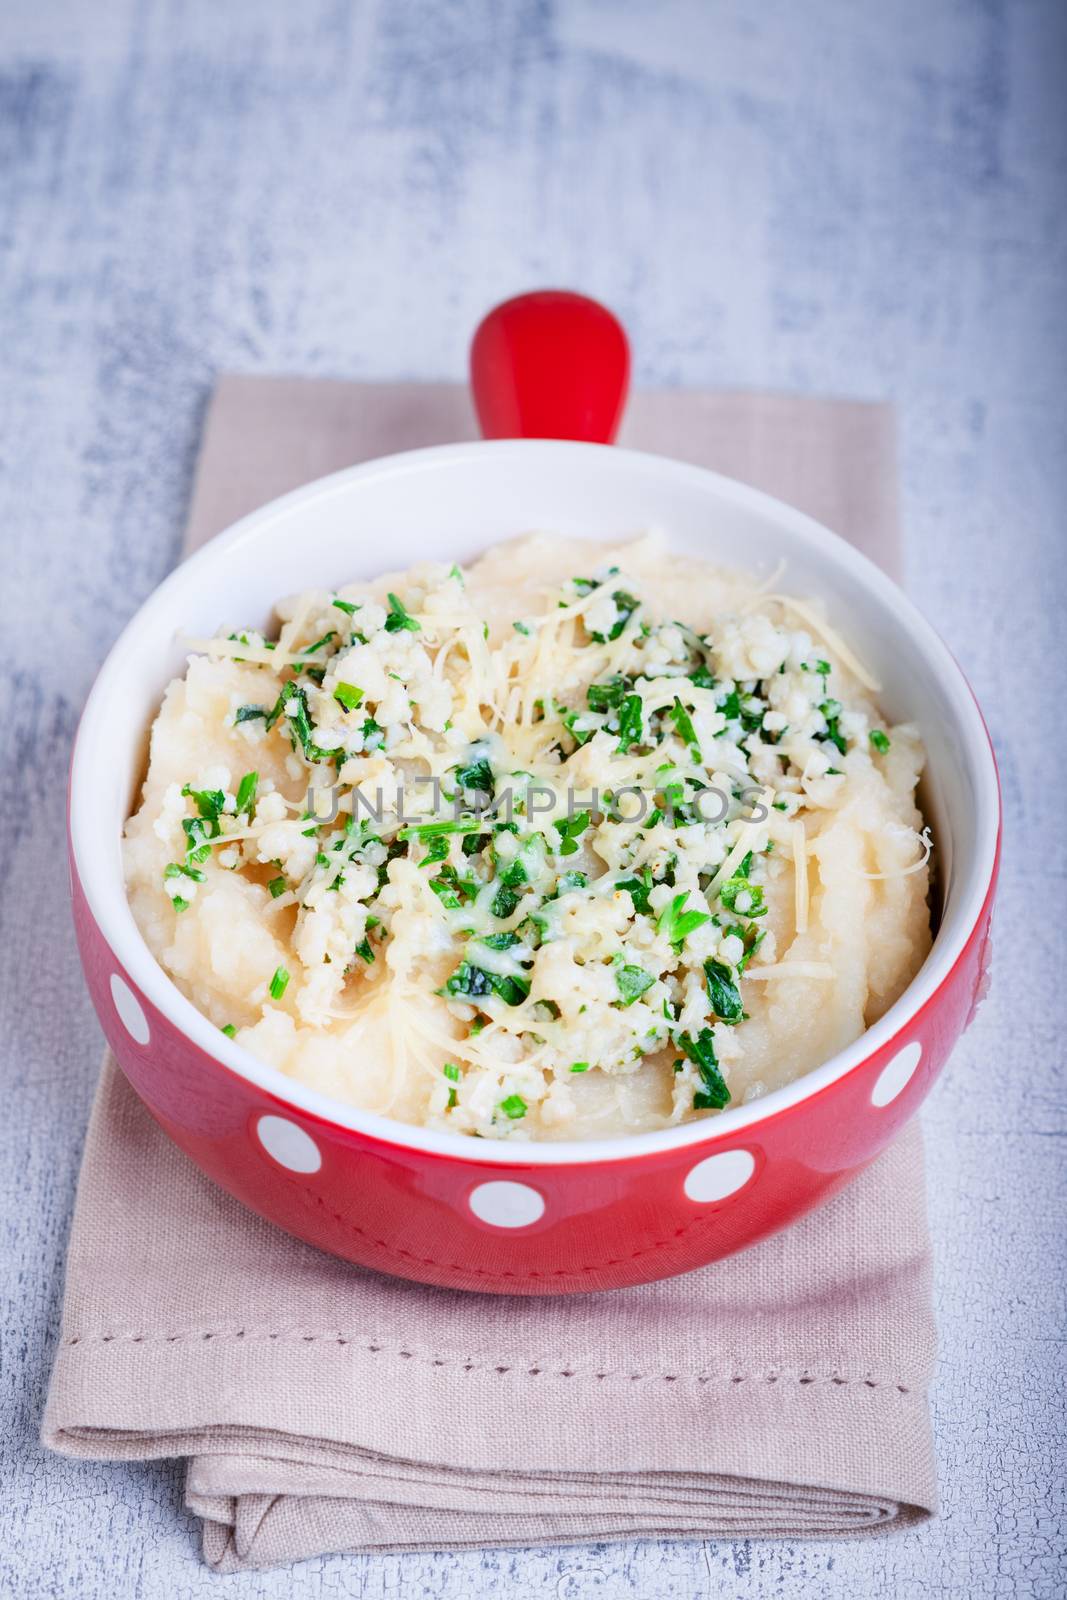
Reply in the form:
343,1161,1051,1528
1,2,1063,1595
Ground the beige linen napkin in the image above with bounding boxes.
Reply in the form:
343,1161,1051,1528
44,379,936,1571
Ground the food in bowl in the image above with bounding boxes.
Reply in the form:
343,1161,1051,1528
123,533,932,1142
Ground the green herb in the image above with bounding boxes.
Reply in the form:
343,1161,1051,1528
569,1061,590,1073
615,964,654,1007
718,856,767,918
268,875,287,898
333,681,365,711
480,930,520,951
616,694,644,753
719,877,766,917
669,698,702,762
268,966,290,1001
234,704,267,724
384,592,420,633
819,698,848,757
181,815,219,864
704,958,744,1023
164,861,205,883
455,755,494,796
656,891,712,949
554,810,590,857
554,870,588,895
442,1060,461,1106
397,817,484,841
302,630,336,655
869,728,891,754
429,872,463,908
354,937,375,963
617,868,654,915
718,688,741,723
689,663,716,690
275,683,334,762
513,620,531,636
332,597,360,615
235,771,258,816
559,704,592,746
678,1028,731,1109
420,835,450,866
587,675,630,713
590,589,639,643
182,784,226,821
444,962,530,1007
499,1094,527,1120
490,884,520,919
496,834,543,891
737,925,767,972
220,1023,237,1039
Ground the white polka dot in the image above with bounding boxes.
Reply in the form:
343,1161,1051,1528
110,973,149,1045
684,1148,755,1203
871,1041,922,1108
468,1180,545,1229
256,1115,322,1173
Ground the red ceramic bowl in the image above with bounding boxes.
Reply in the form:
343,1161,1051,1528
69,442,1000,1294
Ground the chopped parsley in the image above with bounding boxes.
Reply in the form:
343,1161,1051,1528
678,1028,731,1110
616,694,644,754
384,592,420,633
869,728,891,754
617,868,654,916
587,675,630,713
302,630,337,656
704,959,744,1023
668,698,702,763
819,698,848,757
444,961,530,1008
455,755,495,797
182,784,225,821
656,892,712,949
275,682,335,762
554,811,590,857
235,771,258,817
615,963,654,1006
333,681,365,711
718,854,767,918
590,589,640,643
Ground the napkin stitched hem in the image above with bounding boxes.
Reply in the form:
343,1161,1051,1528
56,1332,913,1392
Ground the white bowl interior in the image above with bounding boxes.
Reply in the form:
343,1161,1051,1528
71,441,998,1165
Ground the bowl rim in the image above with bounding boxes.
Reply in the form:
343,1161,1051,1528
70,438,1001,1168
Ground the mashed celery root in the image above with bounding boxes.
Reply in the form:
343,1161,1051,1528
123,533,932,1141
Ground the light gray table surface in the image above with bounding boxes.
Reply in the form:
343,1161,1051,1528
1,2,1063,1596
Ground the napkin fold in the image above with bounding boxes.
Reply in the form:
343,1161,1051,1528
44,377,937,1571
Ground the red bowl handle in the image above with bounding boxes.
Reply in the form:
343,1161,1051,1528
469,289,630,443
